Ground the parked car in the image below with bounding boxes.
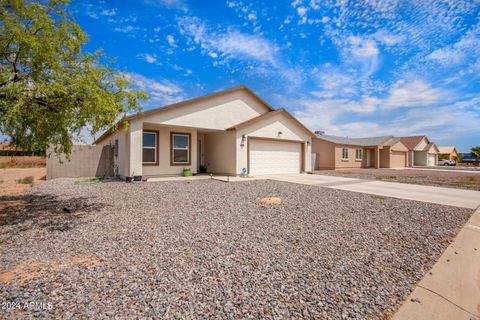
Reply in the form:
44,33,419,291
437,159,456,166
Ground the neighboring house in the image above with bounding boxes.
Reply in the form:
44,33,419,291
312,135,408,170
400,136,439,167
437,146,458,161
94,85,314,178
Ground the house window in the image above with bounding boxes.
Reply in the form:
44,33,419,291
356,149,363,160
143,131,158,165
171,133,190,165
342,147,349,159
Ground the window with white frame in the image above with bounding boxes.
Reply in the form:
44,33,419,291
342,147,349,159
171,133,190,165
143,131,158,164
356,148,363,160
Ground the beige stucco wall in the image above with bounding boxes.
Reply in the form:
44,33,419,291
414,137,428,151
334,145,365,169
140,124,198,176
204,132,236,174
234,112,312,174
311,138,335,170
97,126,129,177
379,147,390,168
139,90,270,131
46,145,114,179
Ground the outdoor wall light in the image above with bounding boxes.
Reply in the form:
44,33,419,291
278,131,283,137
240,134,246,147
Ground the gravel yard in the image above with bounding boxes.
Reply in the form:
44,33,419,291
317,168,480,191
0,179,472,319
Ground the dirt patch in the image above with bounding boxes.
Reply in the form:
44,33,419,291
258,196,283,205
0,168,46,196
0,256,101,285
0,156,46,168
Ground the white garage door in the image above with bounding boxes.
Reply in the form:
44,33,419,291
249,139,302,175
428,154,436,166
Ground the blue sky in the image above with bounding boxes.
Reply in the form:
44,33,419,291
70,0,479,151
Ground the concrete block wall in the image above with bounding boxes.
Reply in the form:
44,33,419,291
46,145,114,180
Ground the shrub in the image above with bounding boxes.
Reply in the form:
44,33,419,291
17,176,34,184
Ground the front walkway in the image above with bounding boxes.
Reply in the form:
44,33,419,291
263,174,480,209
392,207,480,320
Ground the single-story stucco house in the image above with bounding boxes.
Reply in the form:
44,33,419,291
399,135,439,167
437,146,458,161
93,85,314,179
312,135,409,170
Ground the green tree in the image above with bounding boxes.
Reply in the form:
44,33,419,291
0,0,147,155
471,147,480,158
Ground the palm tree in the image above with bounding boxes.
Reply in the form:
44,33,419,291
471,146,480,158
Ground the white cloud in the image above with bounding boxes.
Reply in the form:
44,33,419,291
86,11,98,19
126,73,185,105
100,8,117,16
247,13,257,20
178,16,279,65
310,0,320,10
166,35,177,47
114,25,140,33
291,0,302,8
382,80,442,109
143,0,188,11
349,36,379,57
373,31,404,46
208,52,218,59
137,53,160,65
297,6,308,17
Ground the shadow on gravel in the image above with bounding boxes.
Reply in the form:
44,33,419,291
0,193,105,232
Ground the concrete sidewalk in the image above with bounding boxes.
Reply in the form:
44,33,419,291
392,207,480,320
264,174,480,209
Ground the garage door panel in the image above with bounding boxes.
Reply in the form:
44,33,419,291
249,139,301,175
390,151,406,168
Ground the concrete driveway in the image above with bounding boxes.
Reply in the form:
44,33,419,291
264,174,480,209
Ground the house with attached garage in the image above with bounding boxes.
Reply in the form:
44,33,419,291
93,85,314,179
437,146,458,161
312,134,409,170
399,135,439,167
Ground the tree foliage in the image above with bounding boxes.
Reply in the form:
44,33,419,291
0,0,147,154
471,147,480,158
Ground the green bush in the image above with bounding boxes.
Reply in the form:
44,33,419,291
17,176,34,184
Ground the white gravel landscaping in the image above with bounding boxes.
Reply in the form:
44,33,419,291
0,179,472,319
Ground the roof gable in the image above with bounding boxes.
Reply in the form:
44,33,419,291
226,108,315,137
94,85,273,144
399,135,428,150
438,146,457,154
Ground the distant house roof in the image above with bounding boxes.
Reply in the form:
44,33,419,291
315,134,393,146
438,146,457,154
399,136,427,150
383,137,401,146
